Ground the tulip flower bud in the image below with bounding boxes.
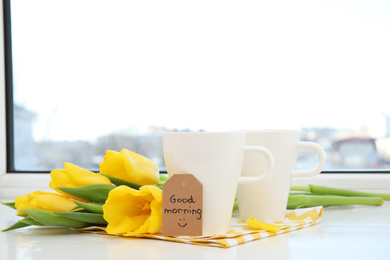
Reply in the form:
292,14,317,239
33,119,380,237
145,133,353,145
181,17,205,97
50,163,111,199
15,191,77,216
103,185,162,236
99,149,159,186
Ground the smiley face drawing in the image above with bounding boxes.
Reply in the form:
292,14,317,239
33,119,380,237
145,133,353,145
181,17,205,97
178,218,188,228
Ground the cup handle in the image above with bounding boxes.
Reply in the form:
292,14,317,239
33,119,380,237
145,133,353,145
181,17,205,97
238,146,274,184
291,142,326,177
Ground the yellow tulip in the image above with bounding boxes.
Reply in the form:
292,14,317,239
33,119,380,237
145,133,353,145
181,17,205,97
49,163,112,200
103,185,162,236
50,162,111,191
99,149,159,186
15,191,77,216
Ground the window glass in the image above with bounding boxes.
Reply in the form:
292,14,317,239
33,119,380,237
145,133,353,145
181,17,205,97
9,0,390,172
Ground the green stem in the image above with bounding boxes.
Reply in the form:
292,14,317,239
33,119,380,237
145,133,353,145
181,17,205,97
290,185,311,192
289,191,313,195
308,184,390,201
287,194,383,209
158,174,169,186
233,200,239,211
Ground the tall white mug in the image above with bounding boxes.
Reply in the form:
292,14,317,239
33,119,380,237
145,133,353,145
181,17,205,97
162,132,274,236
236,130,326,223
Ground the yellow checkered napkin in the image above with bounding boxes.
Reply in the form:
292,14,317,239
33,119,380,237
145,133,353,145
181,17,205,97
78,206,323,248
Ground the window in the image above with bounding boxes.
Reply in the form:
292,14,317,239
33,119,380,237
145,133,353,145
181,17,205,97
4,0,390,173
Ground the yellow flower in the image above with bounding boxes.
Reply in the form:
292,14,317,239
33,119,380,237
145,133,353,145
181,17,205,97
99,149,159,186
15,191,77,216
50,162,111,191
103,185,162,236
49,163,112,200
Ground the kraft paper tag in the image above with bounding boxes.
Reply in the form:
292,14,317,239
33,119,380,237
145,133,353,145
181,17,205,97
162,174,203,236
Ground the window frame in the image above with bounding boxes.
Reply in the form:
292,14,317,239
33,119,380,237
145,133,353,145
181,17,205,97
0,0,389,200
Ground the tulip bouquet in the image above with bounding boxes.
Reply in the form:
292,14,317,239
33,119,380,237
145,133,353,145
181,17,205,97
1,149,168,236
2,148,390,237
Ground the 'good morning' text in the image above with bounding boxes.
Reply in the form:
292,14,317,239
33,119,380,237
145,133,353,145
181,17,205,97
164,207,202,220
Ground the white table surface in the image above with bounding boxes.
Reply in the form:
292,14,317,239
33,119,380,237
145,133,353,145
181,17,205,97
1,201,390,260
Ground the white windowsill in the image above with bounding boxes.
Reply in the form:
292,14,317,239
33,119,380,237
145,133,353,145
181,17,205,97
1,201,389,259
1,172,389,201
0,173,52,200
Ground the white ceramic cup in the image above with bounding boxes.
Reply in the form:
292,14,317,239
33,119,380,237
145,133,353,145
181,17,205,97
236,130,326,223
162,132,274,236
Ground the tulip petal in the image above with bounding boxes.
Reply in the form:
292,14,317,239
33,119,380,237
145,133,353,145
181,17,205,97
100,151,126,180
147,199,163,233
49,169,74,189
99,149,159,186
14,191,77,215
247,217,282,232
103,150,120,161
108,215,148,235
121,149,159,185
64,163,111,186
103,185,162,236
33,193,77,212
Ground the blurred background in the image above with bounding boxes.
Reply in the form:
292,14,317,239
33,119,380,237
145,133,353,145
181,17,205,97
8,0,390,172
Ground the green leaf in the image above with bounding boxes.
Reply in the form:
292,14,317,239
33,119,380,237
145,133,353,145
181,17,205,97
69,207,90,213
98,173,141,190
2,220,30,232
1,202,16,210
19,217,44,226
20,209,90,228
54,212,107,225
57,184,115,203
71,200,103,214
2,216,44,232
